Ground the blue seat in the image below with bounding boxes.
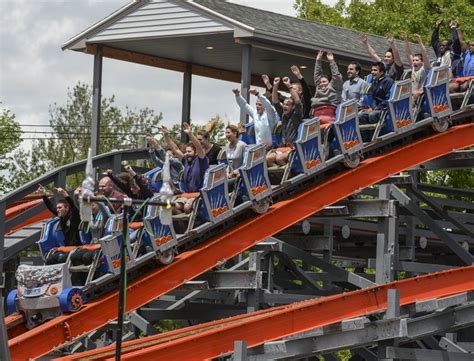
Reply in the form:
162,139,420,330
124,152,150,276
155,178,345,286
200,164,233,223
38,218,65,260
239,144,272,202
240,122,256,145
386,79,415,134
142,195,177,252
293,118,325,175
332,99,364,155
99,214,135,276
144,166,163,193
421,65,453,119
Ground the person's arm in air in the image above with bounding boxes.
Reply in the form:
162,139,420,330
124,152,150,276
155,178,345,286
360,33,382,62
283,76,301,106
401,31,414,64
146,135,165,167
456,22,468,53
106,170,132,197
162,125,184,161
386,32,403,67
291,65,312,117
124,165,153,199
253,88,277,129
38,184,57,215
313,50,324,87
326,51,343,91
233,88,255,120
431,19,443,57
450,19,462,55
183,122,206,159
414,33,431,70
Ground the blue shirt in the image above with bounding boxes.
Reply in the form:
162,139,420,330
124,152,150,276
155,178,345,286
182,155,209,193
463,50,474,77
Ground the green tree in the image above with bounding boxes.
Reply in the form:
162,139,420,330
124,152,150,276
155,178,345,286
294,0,474,42
0,105,23,194
4,82,163,191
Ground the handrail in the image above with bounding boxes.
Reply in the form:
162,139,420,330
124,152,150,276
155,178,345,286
0,148,149,205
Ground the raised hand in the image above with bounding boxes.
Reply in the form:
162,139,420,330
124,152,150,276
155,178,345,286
262,74,271,89
290,65,301,78
124,164,136,176
360,33,368,44
161,125,169,136
326,51,334,62
449,18,458,29
146,135,158,148
414,33,422,43
183,122,192,134
435,19,444,28
282,77,291,88
55,187,68,197
249,88,259,96
37,184,46,194
400,31,408,41
273,77,280,86
232,88,240,96
316,50,324,61
386,32,394,43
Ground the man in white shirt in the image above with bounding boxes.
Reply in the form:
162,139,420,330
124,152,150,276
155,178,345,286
233,88,277,149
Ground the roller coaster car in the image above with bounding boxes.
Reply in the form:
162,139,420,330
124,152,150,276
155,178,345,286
6,215,119,327
8,262,86,329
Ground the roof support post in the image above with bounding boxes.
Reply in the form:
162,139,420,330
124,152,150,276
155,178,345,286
91,45,103,157
181,63,192,144
240,44,252,123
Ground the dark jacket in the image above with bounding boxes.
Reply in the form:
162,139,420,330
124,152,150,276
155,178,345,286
43,195,81,247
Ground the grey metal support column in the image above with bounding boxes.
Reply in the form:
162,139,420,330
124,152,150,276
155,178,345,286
375,185,397,285
378,289,400,361
181,63,192,144
240,44,252,124
0,200,11,361
91,45,103,157
234,340,248,361
246,251,262,313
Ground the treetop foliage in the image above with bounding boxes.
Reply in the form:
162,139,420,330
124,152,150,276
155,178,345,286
294,0,474,43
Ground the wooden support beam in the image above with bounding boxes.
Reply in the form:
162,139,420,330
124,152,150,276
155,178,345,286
85,44,262,86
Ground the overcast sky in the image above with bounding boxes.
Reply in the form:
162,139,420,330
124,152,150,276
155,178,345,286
0,0,316,145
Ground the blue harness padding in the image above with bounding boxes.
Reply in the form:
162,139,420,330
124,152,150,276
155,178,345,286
38,218,65,260
385,79,415,134
238,144,272,202
142,195,177,253
330,99,364,155
293,118,325,175
421,65,453,119
199,164,233,223
145,166,163,193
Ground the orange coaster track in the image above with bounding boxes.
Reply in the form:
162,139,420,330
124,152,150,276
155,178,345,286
7,122,474,360
57,266,474,361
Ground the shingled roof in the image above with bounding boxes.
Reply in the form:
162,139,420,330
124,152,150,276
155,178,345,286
62,0,431,86
193,0,428,65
